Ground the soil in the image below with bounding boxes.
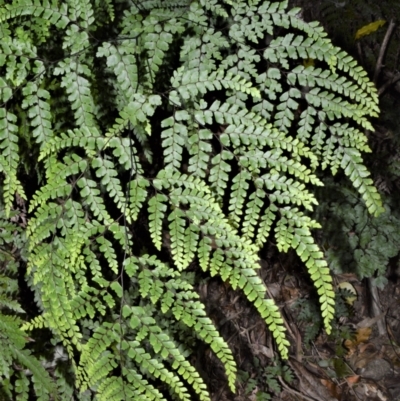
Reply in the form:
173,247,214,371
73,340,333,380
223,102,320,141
197,247,400,401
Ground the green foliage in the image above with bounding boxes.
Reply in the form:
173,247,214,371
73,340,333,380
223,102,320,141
315,178,400,288
0,211,57,400
298,0,400,73
238,358,294,400
293,287,354,346
294,0,400,285
0,0,382,399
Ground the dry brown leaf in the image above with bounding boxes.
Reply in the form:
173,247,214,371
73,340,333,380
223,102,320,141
321,378,341,400
356,327,372,342
345,375,360,386
281,285,300,302
345,327,372,352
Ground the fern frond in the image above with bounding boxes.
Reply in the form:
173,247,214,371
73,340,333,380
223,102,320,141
255,204,278,249
124,368,167,401
148,194,168,251
260,172,318,211
142,26,175,79
12,348,56,399
0,0,69,30
0,109,26,216
0,313,56,400
77,322,119,389
241,188,265,241
39,127,102,160
228,170,251,227
341,148,385,216
209,150,233,198
170,68,260,106
55,60,98,129
77,177,114,225
153,169,290,358
187,128,212,178
97,41,139,104
92,157,132,223
240,149,322,186
122,339,192,401
135,254,237,391
161,116,188,170
289,65,379,117
22,82,53,146
129,176,150,221
275,208,335,333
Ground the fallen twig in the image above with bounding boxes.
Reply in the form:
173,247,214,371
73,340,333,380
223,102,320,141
374,19,396,84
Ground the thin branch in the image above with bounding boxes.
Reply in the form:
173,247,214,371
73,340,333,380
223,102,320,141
356,41,364,67
378,71,400,96
278,375,319,401
374,19,396,84
367,278,386,336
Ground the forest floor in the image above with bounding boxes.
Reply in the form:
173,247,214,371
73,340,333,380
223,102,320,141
196,247,400,401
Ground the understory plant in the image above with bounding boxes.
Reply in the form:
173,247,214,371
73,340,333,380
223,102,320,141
315,178,400,289
293,0,400,289
0,0,383,399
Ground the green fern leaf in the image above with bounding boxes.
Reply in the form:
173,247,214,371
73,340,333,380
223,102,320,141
341,148,384,217
0,108,26,216
148,194,168,251
168,208,187,271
